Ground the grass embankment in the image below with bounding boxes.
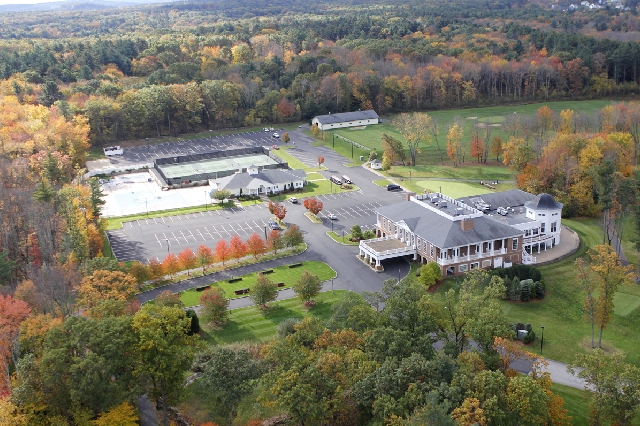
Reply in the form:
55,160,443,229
202,290,349,345
105,202,235,230
402,179,514,199
373,178,393,186
304,212,322,224
179,261,336,306
326,231,359,245
429,217,640,367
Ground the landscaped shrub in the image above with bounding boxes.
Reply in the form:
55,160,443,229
493,265,544,302
534,281,545,299
523,329,536,344
276,318,301,339
185,309,200,335
362,230,375,240
520,279,532,301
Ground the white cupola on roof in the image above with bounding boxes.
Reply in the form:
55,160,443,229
247,164,259,175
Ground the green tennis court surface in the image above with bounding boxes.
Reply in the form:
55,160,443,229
158,153,278,179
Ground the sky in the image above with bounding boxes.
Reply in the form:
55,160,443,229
0,0,63,4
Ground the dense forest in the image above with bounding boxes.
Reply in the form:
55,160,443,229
3,0,640,425
1,0,640,145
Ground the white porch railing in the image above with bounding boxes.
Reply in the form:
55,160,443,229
523,234,553,245
522,249,537,264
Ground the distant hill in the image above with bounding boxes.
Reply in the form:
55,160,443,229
0,0,170,13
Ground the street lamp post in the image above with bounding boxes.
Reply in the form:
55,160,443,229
332,133,335,148
331,219,334,233
540,326,545,355
146,198,148,218
165,239,169,254
205,190,208,211
331,277,334,294
264,226,268,240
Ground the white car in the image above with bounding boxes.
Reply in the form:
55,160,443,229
289,197,298,204
273,133,280,138
264,128,270,132
328,213,338,220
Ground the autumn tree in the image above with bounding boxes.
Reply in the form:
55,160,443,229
577,245,634,348
246,234,266,259
470,135,485,163
490,136,503,162
381,133,406,165
177,248,196,276
250,273,278,308
283,224,304,248
196,244,215,274
148,258,164,281
77,270,137,308
215,239,231,266
0,295,31,394
161,253,180,278
92,402,139,426
393,112,433,166
317,155,325,168
303,197,323,215
282,132,290,146
267,229,284,254
155,290,184,308
447,123,463,166
502,137,535,172
200,286,229,325
132,305,201,426
569,349,640,426
229,235,247,262
292,271,323,305
270,202,287,222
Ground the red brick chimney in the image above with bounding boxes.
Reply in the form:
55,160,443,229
461,219,474,231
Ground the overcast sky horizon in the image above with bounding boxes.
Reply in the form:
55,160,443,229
0,0,66,5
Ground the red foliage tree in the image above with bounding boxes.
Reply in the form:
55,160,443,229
267,229,284,254
161,253,181,278
199,286,229,325
274,204,287,221
303,197,323,215
277,98,296,118
229,235,247,262
0,295,31,394
470,135,484,163
214,239,231,266
245,233,267,259
177,248,197,276
196,245,215,274
317,155,325,168
147,258,164,280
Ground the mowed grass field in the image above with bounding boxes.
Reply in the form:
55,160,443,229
179,261,336,306
498,217,640,366
314,99,616,167
201,290,350,345
401,179,515,199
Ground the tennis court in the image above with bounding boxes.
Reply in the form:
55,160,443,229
157,153,278,179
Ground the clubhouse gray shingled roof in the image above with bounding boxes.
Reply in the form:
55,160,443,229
525,193,563,210
216,169,306,189
376,201,522,249
314,110,379,125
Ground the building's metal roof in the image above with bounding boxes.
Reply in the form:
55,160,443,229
313,110,379,125
215,169,306,190
376,201,522,249
525,193,564,210
462,189,536,209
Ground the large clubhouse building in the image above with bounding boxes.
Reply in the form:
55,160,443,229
360,189,563,277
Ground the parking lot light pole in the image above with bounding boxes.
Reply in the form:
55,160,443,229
166,239,169,254
204,190,208,211
146,198,148,218
264,226,268,240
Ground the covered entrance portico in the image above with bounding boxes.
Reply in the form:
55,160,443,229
359,236,416,269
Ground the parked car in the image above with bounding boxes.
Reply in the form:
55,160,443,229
341,175,352,184
298,125,303,128
497,207,509,216
386,184,401,191
264,127,270,132
328,213,338,220
272,133,280,138
330,175,343,185
289,197,298,204
271,145,279,150
268,220,280,230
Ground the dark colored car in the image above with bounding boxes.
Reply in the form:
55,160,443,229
386,184,401,191
268,220,280,230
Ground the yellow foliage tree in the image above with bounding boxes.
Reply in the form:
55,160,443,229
92,402,139,426
0,397,28,426
558,109,575,134
452,398,487,426
77,270,138,308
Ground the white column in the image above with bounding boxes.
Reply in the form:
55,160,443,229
467,244,471,260
376,258,381,266
491,240,494,255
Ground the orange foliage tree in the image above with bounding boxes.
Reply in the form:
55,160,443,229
161,253,181,278
199,286,229,325
229,235,247,262
177,248,197,276
0,295,31,395
215,239,231,266
267,229,284,254
303,197,323,215
245,233,266,259
196,245,215,274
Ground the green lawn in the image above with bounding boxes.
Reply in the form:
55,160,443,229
275,147,320,172
407,179,507,199
373,179,393,186
551,383,589,426
312,100,616,173
326,231,359,245
388,164,514,181
179,261,336,306
201,290,350,345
